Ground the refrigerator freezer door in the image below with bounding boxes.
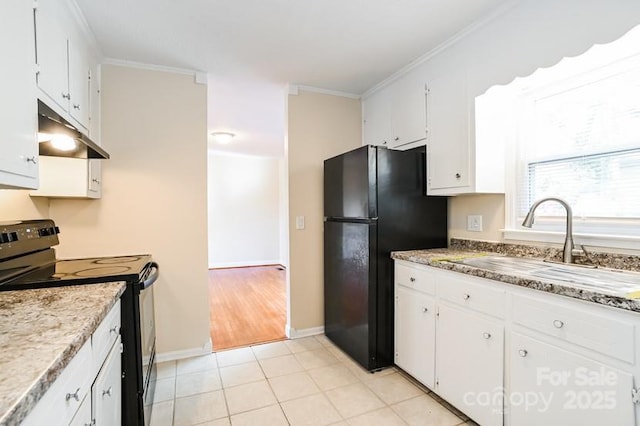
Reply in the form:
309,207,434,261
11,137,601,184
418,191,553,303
323,146,377,219
324,220,377,369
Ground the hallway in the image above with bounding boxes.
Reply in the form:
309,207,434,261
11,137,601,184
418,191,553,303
209,265,287,351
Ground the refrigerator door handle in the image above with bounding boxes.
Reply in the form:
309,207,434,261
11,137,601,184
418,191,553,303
324,217,378,223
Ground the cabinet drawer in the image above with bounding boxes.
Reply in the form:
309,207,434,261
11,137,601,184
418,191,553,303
22,339,92,426
437,272,505,318
512,294,635,364
395,263,435,295
92,301,121,375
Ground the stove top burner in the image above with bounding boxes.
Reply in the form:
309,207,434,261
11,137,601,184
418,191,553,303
94,256,143,265
0,253,153,290
65,266,133,278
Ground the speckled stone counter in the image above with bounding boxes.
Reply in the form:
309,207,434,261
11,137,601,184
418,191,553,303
392,239,640,314
0,282,126,426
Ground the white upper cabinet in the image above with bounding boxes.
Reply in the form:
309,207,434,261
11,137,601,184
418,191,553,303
425,67,505,196
0,0,39,189
34,0,91,131
31,157,102,199
426,69,471,192
363,85,392,147
68,37,91,129
363,72,427,149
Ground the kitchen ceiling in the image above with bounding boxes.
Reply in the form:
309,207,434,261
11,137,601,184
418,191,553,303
75,0,514,157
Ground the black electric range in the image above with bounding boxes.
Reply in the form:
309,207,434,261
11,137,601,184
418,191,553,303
0,219,158,426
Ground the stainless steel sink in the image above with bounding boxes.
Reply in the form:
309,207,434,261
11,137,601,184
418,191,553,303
450,256,640,298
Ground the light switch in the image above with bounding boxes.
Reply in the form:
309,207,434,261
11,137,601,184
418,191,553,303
467,215,483,232
295,216,305,230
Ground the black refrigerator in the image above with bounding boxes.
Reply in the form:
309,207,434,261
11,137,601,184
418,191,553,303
323,145,447,371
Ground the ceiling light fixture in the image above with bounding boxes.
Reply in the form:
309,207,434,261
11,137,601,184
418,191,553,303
211,132,235,144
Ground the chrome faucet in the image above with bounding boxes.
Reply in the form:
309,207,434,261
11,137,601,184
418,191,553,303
522,197,580,264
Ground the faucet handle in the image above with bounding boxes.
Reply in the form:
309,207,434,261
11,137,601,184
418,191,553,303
571,246,586,257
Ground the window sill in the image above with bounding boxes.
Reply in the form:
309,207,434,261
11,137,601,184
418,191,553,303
502,228,640,253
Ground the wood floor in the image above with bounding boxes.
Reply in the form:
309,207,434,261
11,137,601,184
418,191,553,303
208,265,287,351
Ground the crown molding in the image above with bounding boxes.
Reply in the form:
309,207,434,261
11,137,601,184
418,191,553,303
362,0,521,98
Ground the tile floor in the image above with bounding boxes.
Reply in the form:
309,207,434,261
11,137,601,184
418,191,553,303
148,335,478,426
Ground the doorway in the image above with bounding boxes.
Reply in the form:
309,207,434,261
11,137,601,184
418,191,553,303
207,152,288,351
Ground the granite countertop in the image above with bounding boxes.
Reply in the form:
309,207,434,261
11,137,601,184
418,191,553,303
0,282,126,426
392,240,640,314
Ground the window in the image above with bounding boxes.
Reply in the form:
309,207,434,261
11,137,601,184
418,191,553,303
480,25,640,247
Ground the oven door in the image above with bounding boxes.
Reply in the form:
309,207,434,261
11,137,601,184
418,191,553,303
139,264,158,412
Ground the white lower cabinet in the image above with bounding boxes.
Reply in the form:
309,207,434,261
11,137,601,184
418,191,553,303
23,301,121,426
69,394,91,426
395,285,436,387
436,303,504,426
394,260,640,426
509,332,635,426
92,339,122,425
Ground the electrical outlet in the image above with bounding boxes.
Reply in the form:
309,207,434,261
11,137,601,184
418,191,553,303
467,215,483,232
295,216,305,230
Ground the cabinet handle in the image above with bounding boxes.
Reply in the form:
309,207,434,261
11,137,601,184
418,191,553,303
102,386,112,397
109,325,119,334
422,307,428,313
84,420,95,426
518,349,528,357
553,320,564,329
463,293,471,300
73,104,81,110
394,136,400,141
66,387,81,402
25,156,37,164
382,140,388,145
62,92,71,100
483,332,491,339
409,277,416,282
455,173,461,179
92,178,101,184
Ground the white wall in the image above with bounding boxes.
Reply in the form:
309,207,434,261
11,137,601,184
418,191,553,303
49,65,211,358
207,153,283,268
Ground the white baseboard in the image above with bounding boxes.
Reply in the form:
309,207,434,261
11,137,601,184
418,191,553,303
286,325,324,339
156,338,213,362
209,259,283,269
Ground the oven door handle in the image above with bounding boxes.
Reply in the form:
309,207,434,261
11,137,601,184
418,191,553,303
141,263,159,289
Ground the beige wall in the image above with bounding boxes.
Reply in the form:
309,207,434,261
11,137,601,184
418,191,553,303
49,65,210,356
0,190,49,220
448,194,505,242
208,153,283,268
287,90,361,332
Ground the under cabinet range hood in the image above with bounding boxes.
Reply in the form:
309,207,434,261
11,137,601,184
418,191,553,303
37,100,110,159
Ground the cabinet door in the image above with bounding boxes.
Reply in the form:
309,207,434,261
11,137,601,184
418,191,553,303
426,69,470,192
68,38,90,130
89,62,101,144
69,394,92,426
509,332,635,426
395,285,436,388
92,339,122,426
88,159,102,198
391,73,427,147
363,86,392,147
34,0,70,112
436,302,504,426
0,0,38,188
